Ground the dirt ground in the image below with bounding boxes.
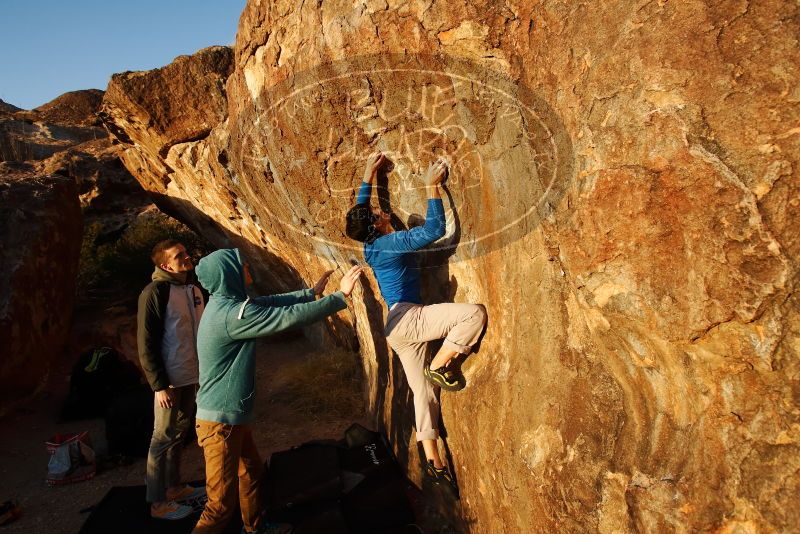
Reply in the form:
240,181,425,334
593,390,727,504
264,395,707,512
0,336,373,534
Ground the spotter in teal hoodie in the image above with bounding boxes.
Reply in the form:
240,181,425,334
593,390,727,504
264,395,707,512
194,248,347,425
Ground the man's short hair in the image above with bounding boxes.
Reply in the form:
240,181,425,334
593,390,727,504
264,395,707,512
151,239,182,266
345,204,378,243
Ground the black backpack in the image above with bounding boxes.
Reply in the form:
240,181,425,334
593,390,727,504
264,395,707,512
60,347,143,421
104,385,154,458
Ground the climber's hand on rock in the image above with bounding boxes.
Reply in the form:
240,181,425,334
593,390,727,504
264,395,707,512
363,152,386,184
313,269,335,296
339,265,364,297
424,159,448,187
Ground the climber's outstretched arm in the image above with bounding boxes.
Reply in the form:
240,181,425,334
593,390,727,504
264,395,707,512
355,152,385,204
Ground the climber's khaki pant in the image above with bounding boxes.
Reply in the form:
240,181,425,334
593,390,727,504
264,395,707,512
385,302,487,441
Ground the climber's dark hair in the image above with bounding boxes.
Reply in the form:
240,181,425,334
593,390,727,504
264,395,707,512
345,203,379,243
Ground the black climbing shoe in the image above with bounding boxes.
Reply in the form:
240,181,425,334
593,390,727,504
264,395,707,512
424,460,460,499
424,366,464,391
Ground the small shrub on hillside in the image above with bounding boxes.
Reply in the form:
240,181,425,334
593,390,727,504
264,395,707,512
77,213,213,304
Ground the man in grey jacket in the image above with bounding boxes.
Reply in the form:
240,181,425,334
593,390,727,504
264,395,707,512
137,239,207,520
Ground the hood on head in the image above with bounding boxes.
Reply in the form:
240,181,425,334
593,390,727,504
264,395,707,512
195,248,247,299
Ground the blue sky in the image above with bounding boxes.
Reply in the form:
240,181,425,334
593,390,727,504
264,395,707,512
1,1,246,109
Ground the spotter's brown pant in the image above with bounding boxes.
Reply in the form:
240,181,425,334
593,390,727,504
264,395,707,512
192,420,262,534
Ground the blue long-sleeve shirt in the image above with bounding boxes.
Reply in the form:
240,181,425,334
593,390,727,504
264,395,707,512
356,181,446,308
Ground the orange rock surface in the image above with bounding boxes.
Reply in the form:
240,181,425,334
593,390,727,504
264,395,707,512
101,1,799,531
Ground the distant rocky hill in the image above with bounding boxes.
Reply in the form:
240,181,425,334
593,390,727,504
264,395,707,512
0,90,105,162
17,89,104,126
0,98,22,115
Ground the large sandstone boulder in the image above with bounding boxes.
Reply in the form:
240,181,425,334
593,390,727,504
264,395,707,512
99,45,311,296
0,173,82,413
99,46,242,252
102,1,799,531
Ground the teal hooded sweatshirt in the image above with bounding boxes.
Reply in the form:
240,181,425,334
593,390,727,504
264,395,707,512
194,249,347,425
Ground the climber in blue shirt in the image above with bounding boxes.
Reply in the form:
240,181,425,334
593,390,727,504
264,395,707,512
345,152,487,495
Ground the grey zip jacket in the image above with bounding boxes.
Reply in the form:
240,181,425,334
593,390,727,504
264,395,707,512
137,267,205,391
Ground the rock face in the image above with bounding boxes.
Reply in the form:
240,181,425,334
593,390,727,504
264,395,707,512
99,47,241,248
38,138,152,233
0,90,150,414
1,89,152,240
102,1,799,531
0,173,82,412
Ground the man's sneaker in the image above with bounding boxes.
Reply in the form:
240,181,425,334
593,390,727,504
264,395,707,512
167,484,207,503
151,501,194,520
424,366,464,391
424,460,460,499
242,521,293,534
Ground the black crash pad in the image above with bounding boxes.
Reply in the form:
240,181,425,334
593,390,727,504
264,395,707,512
78,482,238,534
